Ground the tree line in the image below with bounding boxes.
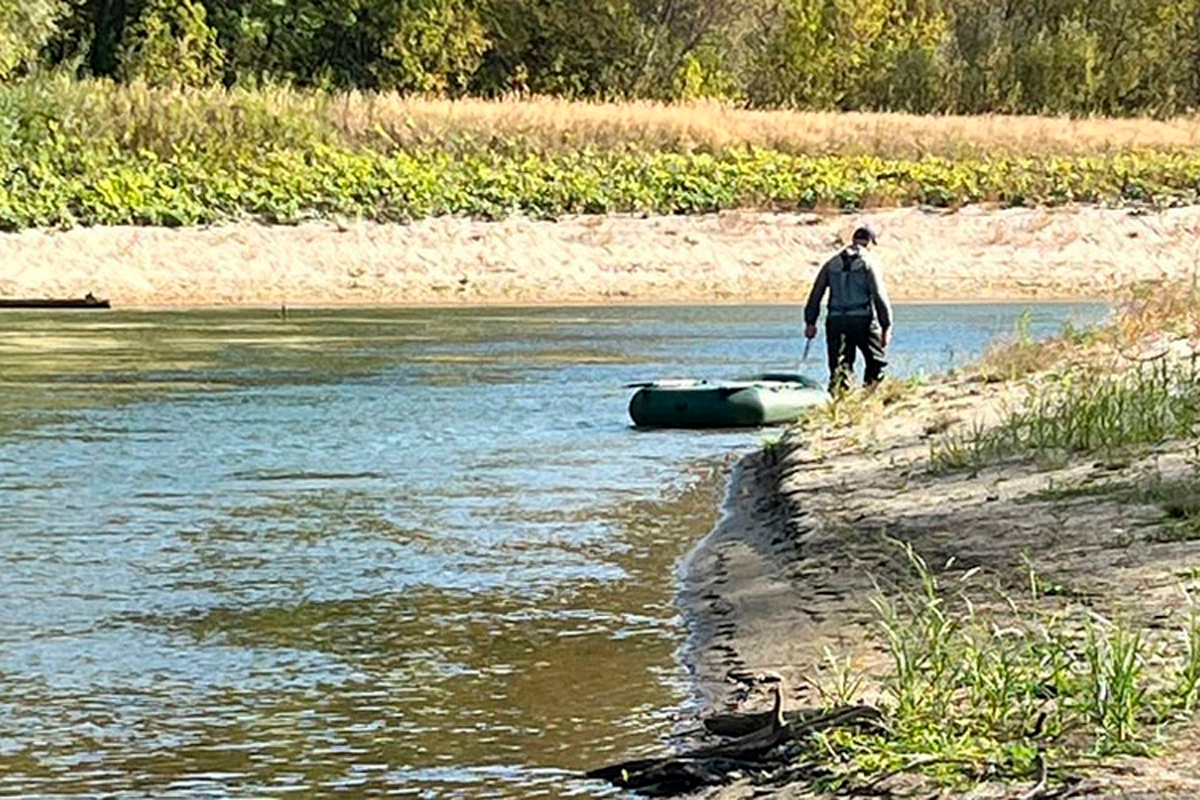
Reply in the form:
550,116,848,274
3,0,1199,116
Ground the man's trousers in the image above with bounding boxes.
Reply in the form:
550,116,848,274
826,315,887,393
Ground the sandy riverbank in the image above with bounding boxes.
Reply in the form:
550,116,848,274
678,367,1200,798
4,205,1199,307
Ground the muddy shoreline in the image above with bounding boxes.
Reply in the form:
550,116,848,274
4,205,1199,308
677,452,815,719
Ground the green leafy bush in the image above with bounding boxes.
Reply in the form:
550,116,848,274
4,79,1200,231
117,0,224,87
0,0,64,78
4,142,1200,231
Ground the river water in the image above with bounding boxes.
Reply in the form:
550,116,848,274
0,303,1102,798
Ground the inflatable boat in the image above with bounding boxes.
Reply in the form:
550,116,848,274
627,373,829,428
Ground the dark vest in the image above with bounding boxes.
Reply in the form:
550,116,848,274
827,249,874,317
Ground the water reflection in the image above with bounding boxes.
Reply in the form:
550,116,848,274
0,305,1104,797
1,464,727,797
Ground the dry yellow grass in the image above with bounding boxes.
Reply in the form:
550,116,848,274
355,95,1200,157
31,78,1200,158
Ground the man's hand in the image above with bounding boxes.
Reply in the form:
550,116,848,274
805,324,817,340
881,327,892,348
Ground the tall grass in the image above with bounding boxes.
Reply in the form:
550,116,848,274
809,543,1200,789
7,76,1200,159
973,311,1100,384
932,362,1200,471
1114,276,1200,361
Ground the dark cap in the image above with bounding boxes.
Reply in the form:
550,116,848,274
852,225,877,244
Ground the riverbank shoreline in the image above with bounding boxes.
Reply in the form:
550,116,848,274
4,205,1197,308
8,296,1115,313
673,356,1200,797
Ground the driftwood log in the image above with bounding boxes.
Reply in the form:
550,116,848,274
702,706,824,738
586,688,883,796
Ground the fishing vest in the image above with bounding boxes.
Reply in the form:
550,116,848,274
828,248,875,317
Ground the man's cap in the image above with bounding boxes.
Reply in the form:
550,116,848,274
852,225,878,244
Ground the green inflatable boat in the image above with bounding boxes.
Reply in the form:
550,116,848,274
627,373,830,428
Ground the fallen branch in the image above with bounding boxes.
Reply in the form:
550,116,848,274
585,695,883,796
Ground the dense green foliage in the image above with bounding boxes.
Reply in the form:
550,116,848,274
8,0,1200,115
0,0,64,77
6,126,1200,230
115,0,223,86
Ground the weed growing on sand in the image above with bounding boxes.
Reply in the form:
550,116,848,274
807,648,867,708
930,362,1200,472
1172,608,1200,714
973,310,1096,384
804,541,1200,791
760,432,785,464
798,377,917,449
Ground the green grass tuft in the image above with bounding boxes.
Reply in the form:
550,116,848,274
804,540,1200,791
931,363,1200,472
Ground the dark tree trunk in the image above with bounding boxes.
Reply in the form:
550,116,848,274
89,0,131,77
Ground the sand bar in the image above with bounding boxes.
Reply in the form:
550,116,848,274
3,205,1199,307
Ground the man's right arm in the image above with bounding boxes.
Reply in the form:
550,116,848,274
804,263,830,327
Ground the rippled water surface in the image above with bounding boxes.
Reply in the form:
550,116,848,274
0,304,1102,797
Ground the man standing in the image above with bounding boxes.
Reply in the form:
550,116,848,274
803,225,893,394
